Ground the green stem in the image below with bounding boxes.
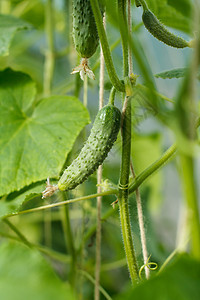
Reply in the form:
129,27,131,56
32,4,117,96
108,86,116,105
61,201,77,286
92,38,121,72
43,0,55,96
3,219,32,248
129,143,177,193
179,155,200,259
118,95,139,284
0,230,71,264
90,0,125,92
118,0,129,77
78,270,112,300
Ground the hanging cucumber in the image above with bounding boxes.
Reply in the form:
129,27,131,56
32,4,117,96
73,0,99,58
58,104,121,191
71,0,102,80
138,0,190,48
42,102,121,198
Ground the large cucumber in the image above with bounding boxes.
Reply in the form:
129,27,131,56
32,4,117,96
142,8,189,48
72,0,99,58
58,105,121,191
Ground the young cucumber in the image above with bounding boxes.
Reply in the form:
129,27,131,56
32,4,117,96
72,0,99,58
142,8,189,48
58,105,121,191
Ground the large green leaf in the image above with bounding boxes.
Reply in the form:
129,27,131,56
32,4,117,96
145,0,192,33
115,254,200,300
0,241,75,300
0,69,90,196
0,14,31,56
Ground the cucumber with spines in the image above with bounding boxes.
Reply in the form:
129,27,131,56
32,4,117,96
72,0,99,58
142,8,189,48
58,105,121,191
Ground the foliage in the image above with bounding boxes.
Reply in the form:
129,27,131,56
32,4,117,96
0,0,199,299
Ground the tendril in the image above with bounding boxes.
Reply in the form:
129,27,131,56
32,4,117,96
139,255,158,280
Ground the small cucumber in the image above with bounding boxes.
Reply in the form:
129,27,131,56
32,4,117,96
72,0,99,58
142,8,189,48
58,105,121,191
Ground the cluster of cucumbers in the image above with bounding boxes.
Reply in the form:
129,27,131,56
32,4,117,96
43,0,192,196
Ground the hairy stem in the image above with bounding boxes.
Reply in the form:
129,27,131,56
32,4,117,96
129,143,177,194
90,0,125,92
119,95,139,284
118,0,129,77
129,0,149,280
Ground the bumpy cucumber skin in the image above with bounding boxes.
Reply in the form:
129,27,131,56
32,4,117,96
58,105,121,191
142,9,189,48
72,0,99,58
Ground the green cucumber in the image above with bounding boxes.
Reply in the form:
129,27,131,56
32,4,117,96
58,104,121,191
72,0,99,58
142,8,189,48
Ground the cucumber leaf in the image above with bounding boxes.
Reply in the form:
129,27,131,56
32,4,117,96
155,68,188,79
155,68,200,80
0,69,90,197
0,14,31,56
115,254,200,300
0,241,75,300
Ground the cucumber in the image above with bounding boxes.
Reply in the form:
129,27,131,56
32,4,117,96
58,105,121,191
72,0,99,58
142,8,189,48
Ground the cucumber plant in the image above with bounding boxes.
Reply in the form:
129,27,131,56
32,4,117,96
0,0,199,299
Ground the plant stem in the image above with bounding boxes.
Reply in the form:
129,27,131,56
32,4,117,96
43,0,55,96
90,0,125,92
95,13,105,300
118,0,129,77
3,219,32,248
179,155,200,259
128,0,149,280
79,270,112,300
118,95,139,284
128,0,133,73
177,3,200,259
130,163,149,279
0,230,71,264
129,143,177,194
83,75,88,107
60,193,77,287
108,87,116,105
